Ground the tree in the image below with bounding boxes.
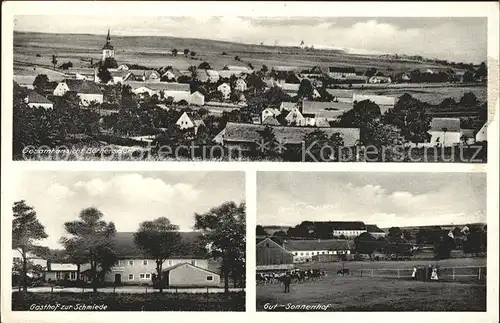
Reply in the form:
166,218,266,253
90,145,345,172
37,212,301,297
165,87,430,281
459,92,478,107
198,62,212,70
302,129,344,162
247,62,254,70
234,56,240,61
382,94,431,145
12,201,49,292
62,239,87,284
33,74,50,94
51,55,58,69
194,201,246,293
297,79,314,100
59,61,73,70
475,62,487,81
260,65,269,75
272,230,287,245
434,231,454,259
354,232,378,260
190,51,196,57
387,227,403,242
256,225,268,236
134,217,181,293
171,48,178,57
97,66,112,84
256,126,280,159
61,207,116,292
184,48,190,57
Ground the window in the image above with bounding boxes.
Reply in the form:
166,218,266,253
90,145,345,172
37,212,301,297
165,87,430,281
70,272,76,280
145,273,151,279
300,252,304,256
294,252,298,256
206,276,213,281
56,272,61,280
191,260,196,265
117,260,122,266
140,273,145,279
128,260,134,266
128,274,134,280
143,260,148,266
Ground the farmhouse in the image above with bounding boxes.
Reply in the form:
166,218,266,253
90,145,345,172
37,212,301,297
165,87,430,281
352,93,396,114
301,100,353,121
53,79,104,106
24,89,54,109
426,117,462,147
262,115,281,126
103,232,218,287
283,239,354,263
124,70,161,83
261,107,280,123
327,66,356,78
128,81,192,102
256,238,295,271
176,111,206,135
217,83,231,99
213,122,360,151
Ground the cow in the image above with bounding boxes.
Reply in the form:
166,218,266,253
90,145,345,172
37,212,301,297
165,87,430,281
337,268,350,276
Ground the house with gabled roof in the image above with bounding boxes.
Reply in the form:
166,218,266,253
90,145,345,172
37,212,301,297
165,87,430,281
352,94,396,114
261,107,280,123
53,79,103,106
475,122,487,142
285,107,306,126
256,237,294,270
213,122,360,152
176,111,206,135
283,239,354,263
217,83,231,99
24,90,54,109
262,115,281,126
427,117,462,147
366,224,386,238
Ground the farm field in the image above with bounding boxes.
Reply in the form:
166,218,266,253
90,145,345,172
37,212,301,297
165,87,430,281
256,276,486,311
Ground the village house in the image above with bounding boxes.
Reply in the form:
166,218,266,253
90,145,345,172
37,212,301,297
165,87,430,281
223,65,252,73
117,64,130,71
100,232,219,287
369,76,392,84
256,238,295,271
196,70,220,83
327,66,356,79
261,107,280,123
217,83,231,99
280,102,298,112
352,93,396,114
161,68,184,82
24,89,54,109
127,81,197,103
65,68,95,81
234,79,247,92
213,122,360,152
124,70,161,83
176,111,206,135
218,70,245,79
12,250,48,270
283,239,354,263
53,79,104,106
45,263,79,282
285,107,306,126
301,100,353,121
426,117,462,147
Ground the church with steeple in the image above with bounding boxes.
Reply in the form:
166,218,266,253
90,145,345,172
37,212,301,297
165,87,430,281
101,29,118,68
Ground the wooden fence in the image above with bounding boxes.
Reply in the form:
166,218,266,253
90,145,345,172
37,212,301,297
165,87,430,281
356,266,486,282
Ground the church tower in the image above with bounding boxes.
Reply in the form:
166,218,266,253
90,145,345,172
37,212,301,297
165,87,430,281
102,29,115,62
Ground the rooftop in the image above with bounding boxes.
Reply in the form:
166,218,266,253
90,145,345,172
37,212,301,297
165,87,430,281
430,117,461,132
62,79,102,94
283,239,354,252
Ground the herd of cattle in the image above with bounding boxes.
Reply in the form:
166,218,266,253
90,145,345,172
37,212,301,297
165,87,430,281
256,269,333,285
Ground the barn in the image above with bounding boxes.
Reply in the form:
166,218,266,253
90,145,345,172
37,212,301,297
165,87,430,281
256,237,294,271
163,263,220,287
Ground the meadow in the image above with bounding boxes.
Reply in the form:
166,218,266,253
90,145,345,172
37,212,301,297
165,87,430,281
256,276,486,311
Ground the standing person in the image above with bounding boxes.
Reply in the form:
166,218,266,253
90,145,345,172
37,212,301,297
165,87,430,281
283,272,292,293
412,267,417,280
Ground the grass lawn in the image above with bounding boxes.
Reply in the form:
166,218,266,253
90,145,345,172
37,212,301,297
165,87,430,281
12,291,245,311
256,276,485,311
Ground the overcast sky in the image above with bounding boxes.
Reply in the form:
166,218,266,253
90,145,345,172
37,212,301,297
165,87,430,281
257,172,486,228
12,171,244,249
14,16,487,63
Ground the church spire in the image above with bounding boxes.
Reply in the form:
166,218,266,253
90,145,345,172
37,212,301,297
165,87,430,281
106,29,111,43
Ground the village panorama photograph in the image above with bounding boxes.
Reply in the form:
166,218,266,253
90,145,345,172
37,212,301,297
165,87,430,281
11,171,246,311
256,172,487,311
12,15,488,162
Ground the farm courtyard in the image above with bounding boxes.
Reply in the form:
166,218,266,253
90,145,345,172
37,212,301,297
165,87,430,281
257,258,486,311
